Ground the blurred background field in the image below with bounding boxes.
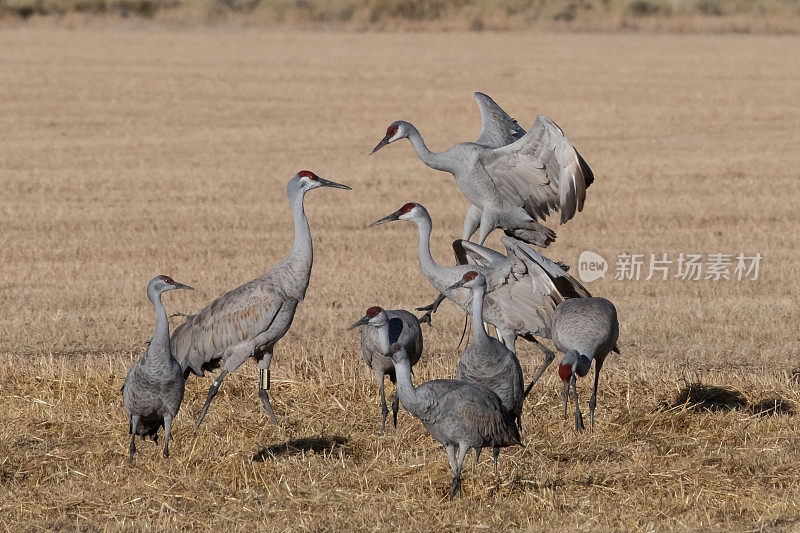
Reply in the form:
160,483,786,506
1,0,800,32
0,21,799,533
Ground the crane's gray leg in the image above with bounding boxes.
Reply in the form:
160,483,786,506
196,369,228,428
391,389,400,430
497,329,516,354
129,415,140,463
571,376,585,433
163,413,173,458
473,447,481,474
589,358,604,433
523,340,557,399
477,209,499,245
258,351,279,425
462,205,482,242
376,371,389,434
197,345,254,427
416,293,446,326
445,445,460,500
450,443,469,499
492,446,499,476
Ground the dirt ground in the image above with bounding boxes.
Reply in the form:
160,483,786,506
1,28,799,531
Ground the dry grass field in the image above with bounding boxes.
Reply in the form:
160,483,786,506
1,28,799,531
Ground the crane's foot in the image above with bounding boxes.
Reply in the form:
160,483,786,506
417,311,433,327
575,409,585,433
129,435,136,464
258,388,279,425
380,405,389,435
448,474,462,501
163,442,170,458
392,394,399,430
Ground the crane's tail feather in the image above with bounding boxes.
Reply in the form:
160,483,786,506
504,224,556,248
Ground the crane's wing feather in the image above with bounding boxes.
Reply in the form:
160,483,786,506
478,114,593,225
171,279,284,376
452,239,508,269
480,238,590,338
448,385,521,446
504,238,591,299
474,92,526,149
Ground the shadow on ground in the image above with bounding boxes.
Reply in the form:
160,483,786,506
252,435,348,462
666,382,795,416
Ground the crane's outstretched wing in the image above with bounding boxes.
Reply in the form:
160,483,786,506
478,237,590,338
452,239,508,270
477,114,594,225
171,279,284,376
474,92,526,149
503,238,591,300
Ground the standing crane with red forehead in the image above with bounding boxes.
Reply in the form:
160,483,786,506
370,92,594,247
170,171,351,428
348,306,424,434
123,275,194,462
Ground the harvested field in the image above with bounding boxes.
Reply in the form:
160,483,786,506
0,29,799,531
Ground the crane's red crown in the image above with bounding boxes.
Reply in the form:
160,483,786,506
463,271,479,281
400,202,416,214
366,306,383,318
386,124,399,138
298,170,319,181
558,363,572,382
159,275,174,285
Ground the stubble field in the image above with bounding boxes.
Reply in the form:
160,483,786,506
1,29,799,531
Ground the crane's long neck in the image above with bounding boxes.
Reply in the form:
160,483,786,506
392,355,426,417
289,190,313,263
414,214,438,275
280,189,314,299
147,289,171,360
470,285,489,344
407,127,455,173
376,322,391,356
413,214,467,307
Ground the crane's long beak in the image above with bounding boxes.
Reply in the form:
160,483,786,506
318,177,351,190
446,279,466,291
369,208,403,227
172,282,195,291
369,135,391,156
347,315,370,331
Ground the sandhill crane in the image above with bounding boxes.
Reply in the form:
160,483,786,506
387,343,521,500
123,275,194,462
348,306,424,434
370,93,594,247
170,171,350,427
448,271,524,475
553,297,620,432
369,202,590,392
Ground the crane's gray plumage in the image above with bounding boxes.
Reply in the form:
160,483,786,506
370,93,594,247
388,343,521,500
370,202,590,393
449,272,523,427
123,275,193,462
474,92,526,149
348,306,423,434
553,297,620,432
170,171,350,427
449,271,524,475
